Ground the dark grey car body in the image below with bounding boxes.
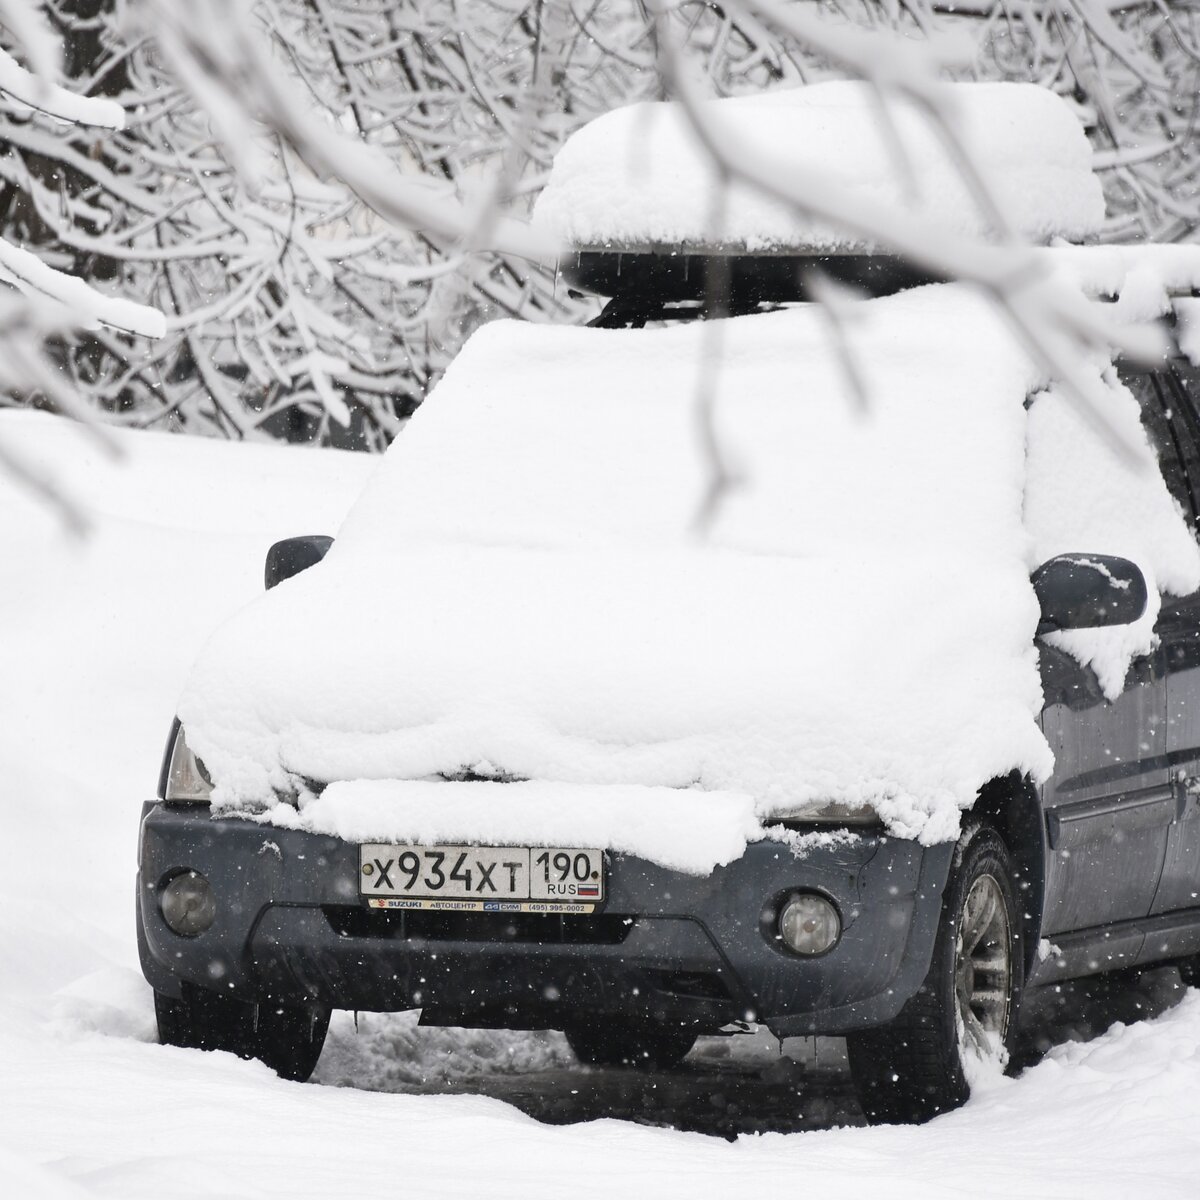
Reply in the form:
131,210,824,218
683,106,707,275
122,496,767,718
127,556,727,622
137,358,1200,1040
138,804,952,1036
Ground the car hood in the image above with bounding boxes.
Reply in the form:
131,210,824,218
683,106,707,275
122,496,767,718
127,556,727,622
179,542,1053,849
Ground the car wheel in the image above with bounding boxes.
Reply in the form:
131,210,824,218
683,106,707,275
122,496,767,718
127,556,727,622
1178,957,1200,987
154,987,330,1082
566,1019,697,1069
845,826,1024,1125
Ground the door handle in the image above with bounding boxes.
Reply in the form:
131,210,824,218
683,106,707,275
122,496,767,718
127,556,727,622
1173,770,1200,819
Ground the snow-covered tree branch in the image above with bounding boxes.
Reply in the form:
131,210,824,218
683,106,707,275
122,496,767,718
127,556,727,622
1,0,1197,453
0,0,164,526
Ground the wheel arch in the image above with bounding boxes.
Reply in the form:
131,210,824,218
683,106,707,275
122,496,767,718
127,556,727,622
969,771,1046,978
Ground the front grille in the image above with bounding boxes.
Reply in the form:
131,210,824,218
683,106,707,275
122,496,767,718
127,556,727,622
322,905,635,945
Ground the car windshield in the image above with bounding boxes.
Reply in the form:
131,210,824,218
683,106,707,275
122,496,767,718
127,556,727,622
336,287,1033,562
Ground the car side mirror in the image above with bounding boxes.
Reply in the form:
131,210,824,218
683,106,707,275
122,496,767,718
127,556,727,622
264,535,333,590
1031,553,1147,637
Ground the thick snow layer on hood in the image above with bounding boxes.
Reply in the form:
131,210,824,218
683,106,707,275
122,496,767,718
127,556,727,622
242,781,761,875
531,82,1104,252
183,546,1053,852
180,287,1064,853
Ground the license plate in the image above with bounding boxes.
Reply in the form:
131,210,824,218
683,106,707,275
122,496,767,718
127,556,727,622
358,844,605,913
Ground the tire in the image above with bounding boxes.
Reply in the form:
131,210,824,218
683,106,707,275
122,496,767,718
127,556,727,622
846,826,1024,1125
155,987,330,1082
566,1019,697,1069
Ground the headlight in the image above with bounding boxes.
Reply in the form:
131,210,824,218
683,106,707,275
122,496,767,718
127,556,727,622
162,723,213,804
781,801,879,825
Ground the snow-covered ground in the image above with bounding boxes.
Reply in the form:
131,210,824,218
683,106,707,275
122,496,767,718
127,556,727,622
3,409,1200,1198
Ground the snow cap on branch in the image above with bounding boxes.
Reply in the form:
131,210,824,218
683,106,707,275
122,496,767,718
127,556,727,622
0,45,124,129
0,237,164,338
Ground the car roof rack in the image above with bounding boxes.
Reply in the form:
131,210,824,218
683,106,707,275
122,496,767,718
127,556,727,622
565,247,941,327
567,244,1200,334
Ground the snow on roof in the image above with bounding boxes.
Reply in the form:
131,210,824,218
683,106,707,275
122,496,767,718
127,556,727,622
531,81,1105,253
178,281,1200,862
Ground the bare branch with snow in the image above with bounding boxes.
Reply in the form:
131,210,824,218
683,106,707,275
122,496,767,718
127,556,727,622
0,42,125,127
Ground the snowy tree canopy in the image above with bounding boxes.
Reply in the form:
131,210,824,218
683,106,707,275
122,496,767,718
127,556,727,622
0,1,1195,447
0,0,165,529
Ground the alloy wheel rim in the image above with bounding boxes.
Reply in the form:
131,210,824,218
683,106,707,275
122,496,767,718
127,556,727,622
954,872,1012,1055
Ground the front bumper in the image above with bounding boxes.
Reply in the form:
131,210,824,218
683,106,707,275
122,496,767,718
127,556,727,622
137,803,952,1037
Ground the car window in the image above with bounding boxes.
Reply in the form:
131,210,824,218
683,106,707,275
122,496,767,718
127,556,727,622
1122,367,1198,525
1166,363,1200,522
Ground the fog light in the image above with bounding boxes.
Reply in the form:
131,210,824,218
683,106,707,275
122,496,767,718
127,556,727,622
779,892,840,956
160,871,216,937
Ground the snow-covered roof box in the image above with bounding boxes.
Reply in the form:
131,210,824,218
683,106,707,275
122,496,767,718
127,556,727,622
533,81,1105,257
177,284,1200,869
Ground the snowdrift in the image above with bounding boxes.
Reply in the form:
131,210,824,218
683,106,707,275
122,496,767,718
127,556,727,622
531,81,1105,252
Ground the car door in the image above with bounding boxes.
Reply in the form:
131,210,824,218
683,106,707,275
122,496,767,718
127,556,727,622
1039,644,1171,937
1149,362,1200,916
1038,366,1179,938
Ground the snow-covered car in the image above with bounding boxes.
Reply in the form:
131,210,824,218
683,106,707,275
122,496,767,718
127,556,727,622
136,269,1200,1123
136,84,1200,1124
